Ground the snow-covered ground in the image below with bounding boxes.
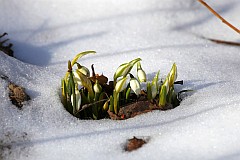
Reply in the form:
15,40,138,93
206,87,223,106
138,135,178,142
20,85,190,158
0,0,240,159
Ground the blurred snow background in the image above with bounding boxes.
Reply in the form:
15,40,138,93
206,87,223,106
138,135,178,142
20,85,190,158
0,0,240,159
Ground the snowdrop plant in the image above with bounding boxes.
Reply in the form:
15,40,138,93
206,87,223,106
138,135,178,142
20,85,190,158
61,51,186,120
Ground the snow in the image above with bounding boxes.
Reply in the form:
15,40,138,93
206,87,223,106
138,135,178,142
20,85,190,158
0,0,240,159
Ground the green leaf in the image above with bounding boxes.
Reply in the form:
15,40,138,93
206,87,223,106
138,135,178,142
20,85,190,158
80,89,89,105
69,72,76,114
167,87,174,104
109,95,114,112
129,58,142,66
114,63,131,81
151,71,160,99
125,87,131,102
159,85,167,107
168,63,177,88
162,77,169,94
71,50,96,66
113,91,119,114
147,82,152,100
114,77,128,93
63,60,72,84
113,58,141,82
61,79,67,108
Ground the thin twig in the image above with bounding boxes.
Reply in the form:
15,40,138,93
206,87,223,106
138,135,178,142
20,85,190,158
207,38,240,46
198,0,240,34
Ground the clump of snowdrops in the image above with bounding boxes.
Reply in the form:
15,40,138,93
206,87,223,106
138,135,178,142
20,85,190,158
61,51,186,120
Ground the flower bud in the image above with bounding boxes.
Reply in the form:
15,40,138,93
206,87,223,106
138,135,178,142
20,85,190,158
137,69,146,82
103,100,109,111
77,65,90,77
137,62,146,82
93,80,102,93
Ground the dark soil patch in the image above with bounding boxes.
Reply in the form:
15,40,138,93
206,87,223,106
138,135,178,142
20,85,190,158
108,100,175,120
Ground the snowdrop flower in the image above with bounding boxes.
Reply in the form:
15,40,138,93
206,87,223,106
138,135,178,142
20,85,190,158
77,65,90,77
130,77,141,96
71,89,81,112
73,71,82,86
115,77,128,93
137,62,146,82
76,70,94,100
137,69,146,82
93,80,102,93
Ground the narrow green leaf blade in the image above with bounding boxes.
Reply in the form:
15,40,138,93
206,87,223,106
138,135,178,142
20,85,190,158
71,50,96,66
159,85,167,107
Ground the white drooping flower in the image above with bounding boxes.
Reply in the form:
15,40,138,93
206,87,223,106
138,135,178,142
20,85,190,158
73,71,82,86
77,66,90,77
71,89,81,112
137,69,147,82
130,77,141,96
137,62,146,82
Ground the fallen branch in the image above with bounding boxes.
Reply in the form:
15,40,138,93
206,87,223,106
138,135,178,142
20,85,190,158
198,0,240,34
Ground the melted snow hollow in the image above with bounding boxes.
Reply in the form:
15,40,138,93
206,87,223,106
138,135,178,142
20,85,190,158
1,0,240,159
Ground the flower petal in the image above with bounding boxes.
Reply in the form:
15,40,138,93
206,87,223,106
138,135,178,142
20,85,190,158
130,78,141,96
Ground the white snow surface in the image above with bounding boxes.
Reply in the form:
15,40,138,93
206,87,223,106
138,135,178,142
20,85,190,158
0,0,240,159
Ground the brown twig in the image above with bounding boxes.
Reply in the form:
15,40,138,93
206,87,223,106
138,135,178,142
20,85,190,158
201,36,240,46
198,0,240,34
207,38,240,46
